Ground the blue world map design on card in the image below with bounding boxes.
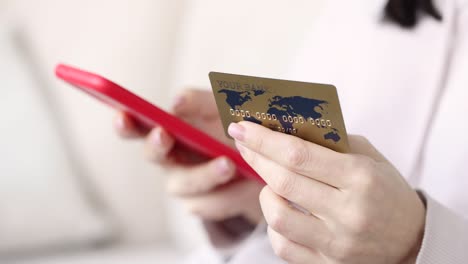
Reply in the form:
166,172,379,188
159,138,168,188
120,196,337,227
218,89,341,143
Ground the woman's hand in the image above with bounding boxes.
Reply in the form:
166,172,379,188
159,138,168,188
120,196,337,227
228,121,425,264
114,89,263,224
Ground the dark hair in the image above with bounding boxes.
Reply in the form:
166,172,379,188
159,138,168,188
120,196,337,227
385,0,442,28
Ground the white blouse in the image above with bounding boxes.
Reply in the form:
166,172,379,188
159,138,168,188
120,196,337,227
190,0,468,263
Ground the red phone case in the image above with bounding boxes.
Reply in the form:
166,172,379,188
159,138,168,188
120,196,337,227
55,64,263,183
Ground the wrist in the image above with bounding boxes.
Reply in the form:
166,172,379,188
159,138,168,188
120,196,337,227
401,234,422,264
401,191,427,264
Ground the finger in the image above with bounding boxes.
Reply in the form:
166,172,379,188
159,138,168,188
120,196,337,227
166,157,236,197
114,112,151,138
229,121,351,188
268,227,325,264
145,126,175,163
180,180,263,222
260,186,332,250
348,135,387,162
172,89,219,119
237,142,339,217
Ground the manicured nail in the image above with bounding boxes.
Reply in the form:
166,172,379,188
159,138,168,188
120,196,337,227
173,95,186,110
228,123,245,141
216,158,232,175
116,115,126,130
150,128,163,147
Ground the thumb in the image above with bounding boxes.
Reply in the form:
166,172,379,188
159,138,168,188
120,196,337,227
348,135,387,162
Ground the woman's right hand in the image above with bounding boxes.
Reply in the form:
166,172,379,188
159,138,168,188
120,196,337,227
114,89,263,224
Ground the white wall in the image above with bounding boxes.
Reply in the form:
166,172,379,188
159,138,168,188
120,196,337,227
170,0,325,92
3,0,186,244
1,0,325,252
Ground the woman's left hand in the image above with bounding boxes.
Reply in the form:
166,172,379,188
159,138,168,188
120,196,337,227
228,121,426,264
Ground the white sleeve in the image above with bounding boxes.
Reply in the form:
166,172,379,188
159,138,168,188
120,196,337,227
416,192,468,263
183,217,265,263
184,221,285,264
416,3,468,262
201,217,258,259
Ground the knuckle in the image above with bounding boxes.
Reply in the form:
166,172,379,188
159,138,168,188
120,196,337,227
272,237,294,261
284,140,309,169
273,175,297,198
332,239,359,261
348,155,372,171
348,156,377,189
344,209,372,236
353,135,370,144
268,204,290,235
252,135,266,154
358,172,378,191
349,135,373,151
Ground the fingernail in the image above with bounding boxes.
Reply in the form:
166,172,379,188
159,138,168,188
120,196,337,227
173,95,186,110
216,158,232,175
150,128,163,146
228,123,245,141
116,116,126,130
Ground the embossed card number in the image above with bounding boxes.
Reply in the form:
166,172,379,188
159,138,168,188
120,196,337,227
209,72,350,153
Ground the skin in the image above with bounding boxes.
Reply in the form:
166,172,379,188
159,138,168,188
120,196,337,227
115,89,425,263
114,89,263,224
228,122,426,264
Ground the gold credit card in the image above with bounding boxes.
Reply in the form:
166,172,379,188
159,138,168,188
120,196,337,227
209,72,349,153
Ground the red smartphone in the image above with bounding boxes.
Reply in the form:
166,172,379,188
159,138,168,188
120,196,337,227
55,64,263,183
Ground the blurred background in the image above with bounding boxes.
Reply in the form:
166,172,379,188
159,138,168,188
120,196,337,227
0,0,324,263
